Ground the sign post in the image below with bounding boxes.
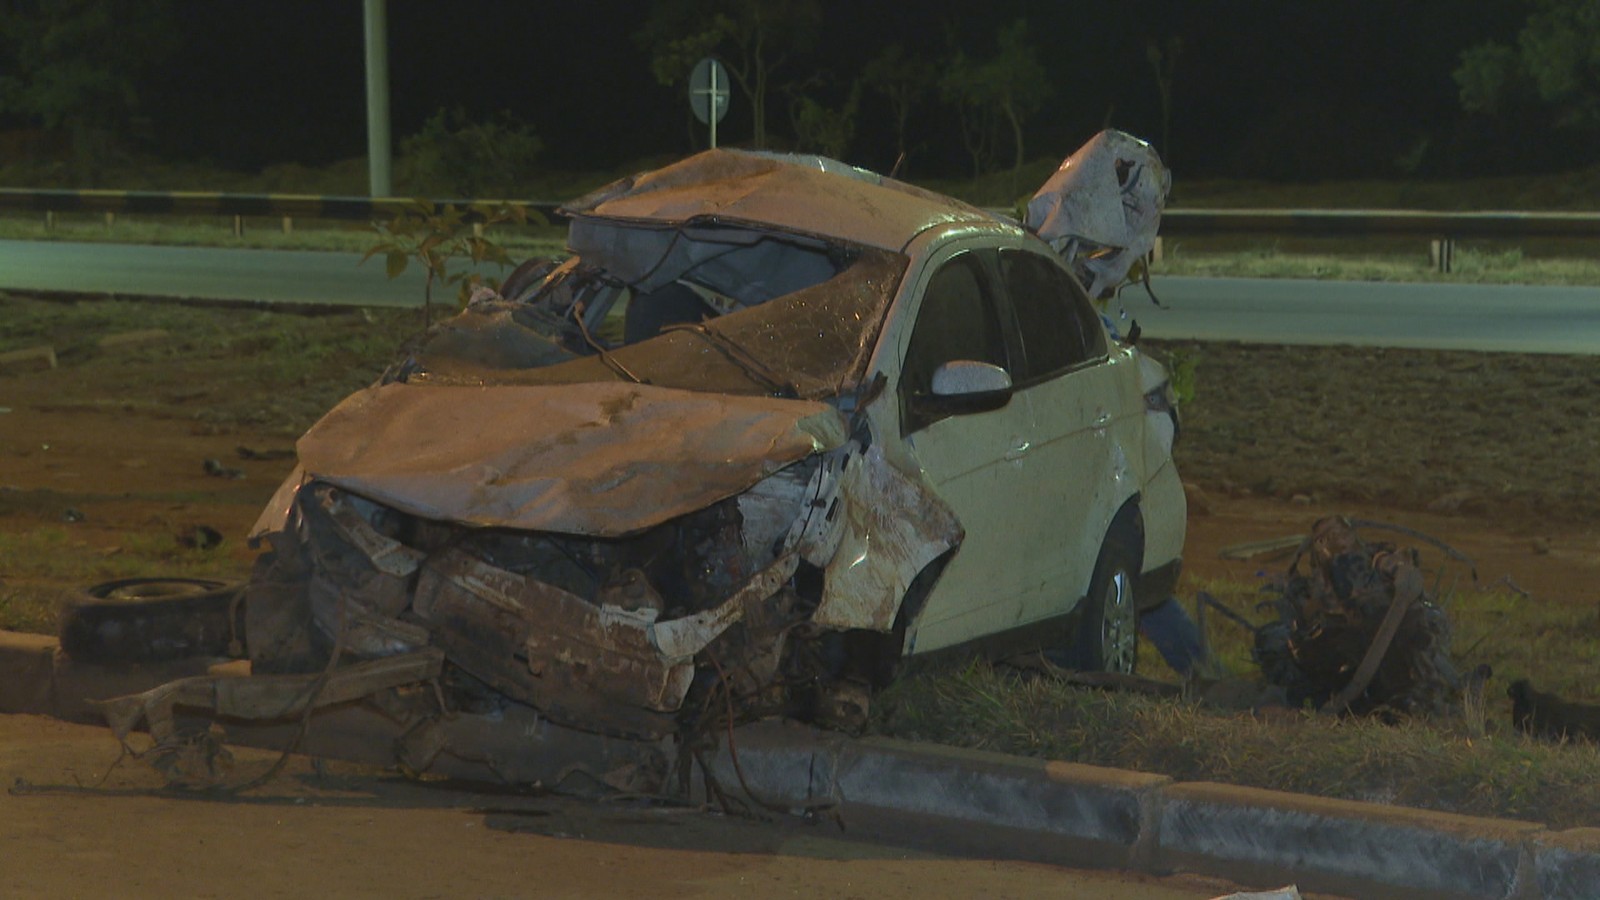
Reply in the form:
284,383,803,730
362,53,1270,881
689,57,730,148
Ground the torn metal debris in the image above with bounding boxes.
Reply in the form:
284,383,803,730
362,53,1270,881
1253,516,1472,717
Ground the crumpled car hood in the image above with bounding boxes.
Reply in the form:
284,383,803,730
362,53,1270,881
289,381,849,537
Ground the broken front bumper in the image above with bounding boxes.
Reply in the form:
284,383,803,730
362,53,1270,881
412,547,800,737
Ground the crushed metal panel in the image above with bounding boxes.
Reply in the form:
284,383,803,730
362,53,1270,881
413,549,694,738
1026,130,1169,298
651,553,799,662
563,148,1002,252
295,381,849,536
811,443,963,631
97,649,445,745
248,463,307,541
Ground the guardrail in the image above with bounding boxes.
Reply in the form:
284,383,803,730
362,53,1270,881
1161,208,1600,272
0,188,562,235
1161,208,1600,238
4,188,1597,271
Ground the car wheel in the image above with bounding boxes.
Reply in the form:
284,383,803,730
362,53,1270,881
58,578,244,664
1064,529,1141,674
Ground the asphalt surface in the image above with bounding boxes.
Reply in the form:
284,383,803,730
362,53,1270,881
4,239,1600,354
9,632,1599,899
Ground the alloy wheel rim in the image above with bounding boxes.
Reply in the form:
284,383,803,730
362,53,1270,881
1102,569,1136,673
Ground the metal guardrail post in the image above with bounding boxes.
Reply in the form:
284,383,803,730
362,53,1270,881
1430,238,1456,273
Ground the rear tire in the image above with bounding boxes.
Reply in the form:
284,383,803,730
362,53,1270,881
1065,529,1141,674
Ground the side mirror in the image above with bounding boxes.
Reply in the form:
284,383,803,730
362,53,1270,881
932,360,1012,396
912,360,1014,418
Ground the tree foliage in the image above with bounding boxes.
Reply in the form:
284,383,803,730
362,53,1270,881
365,201,531,310
862,43,937,169
637,0,821,149
940,20,1051,176
788,81,862,160
399,107,543,198
0,0,178,176
1456,0,1600,128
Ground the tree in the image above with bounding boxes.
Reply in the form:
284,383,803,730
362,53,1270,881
940,20,1051,176
788,80,862,160
1456,0,1600,128
637,0,821,149
1145,36,1183,164
0,0,177,177
862,43,937,170
400,107,542,198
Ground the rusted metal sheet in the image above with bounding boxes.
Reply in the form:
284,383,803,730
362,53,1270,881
295,381,849,537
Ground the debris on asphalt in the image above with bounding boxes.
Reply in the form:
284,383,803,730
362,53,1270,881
176,524,223,550
1210,887,1301,900
0,344,57,372
202,458,245,479
1217,535,1304,562
235,445,296,461
95,329,170,350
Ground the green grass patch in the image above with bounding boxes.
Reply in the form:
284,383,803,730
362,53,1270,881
0,527,248,638
877,573,1600,828
0,527,242,584
873,658,1600,828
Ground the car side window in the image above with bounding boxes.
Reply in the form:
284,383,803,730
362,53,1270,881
900,252,1009,433
999,249,1106,382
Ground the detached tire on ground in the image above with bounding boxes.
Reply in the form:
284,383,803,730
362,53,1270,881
58,578,245,664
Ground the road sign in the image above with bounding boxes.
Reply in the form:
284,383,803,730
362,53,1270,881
689,57,730,148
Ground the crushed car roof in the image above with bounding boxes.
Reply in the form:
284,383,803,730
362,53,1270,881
561,149,1007,251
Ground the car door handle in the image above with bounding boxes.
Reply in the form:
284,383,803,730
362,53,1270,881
1004,439,1030,460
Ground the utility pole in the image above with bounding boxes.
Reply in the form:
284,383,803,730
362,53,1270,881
364,0,392,197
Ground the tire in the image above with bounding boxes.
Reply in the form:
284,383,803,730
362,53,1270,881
1063,528,1142,674
58,577,245,664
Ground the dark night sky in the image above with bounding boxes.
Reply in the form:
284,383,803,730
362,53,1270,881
37,0,1591,180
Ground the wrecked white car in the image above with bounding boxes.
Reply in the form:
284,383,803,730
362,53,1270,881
113,143,1186,747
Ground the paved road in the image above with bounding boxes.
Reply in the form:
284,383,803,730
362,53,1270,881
4,239,1600,354
0,238,442,307
1130,275,1600,354
1,714,1229,899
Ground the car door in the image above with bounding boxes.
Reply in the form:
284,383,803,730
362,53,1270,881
890,245,1038,654
994,245,1137,625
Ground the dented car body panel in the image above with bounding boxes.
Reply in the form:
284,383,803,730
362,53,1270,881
229,144,1185,743
292,381,848,536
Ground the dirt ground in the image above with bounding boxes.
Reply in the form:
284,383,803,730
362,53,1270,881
2,314,1597,616
1,296,1590,894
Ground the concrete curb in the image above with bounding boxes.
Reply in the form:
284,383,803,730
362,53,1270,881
3,630,1596,898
